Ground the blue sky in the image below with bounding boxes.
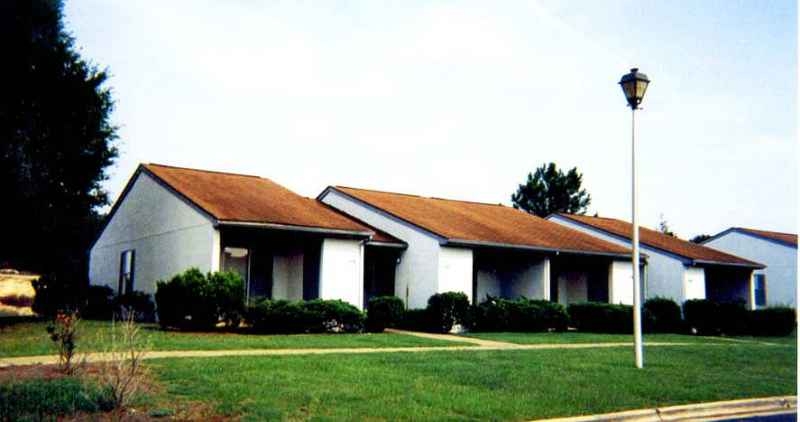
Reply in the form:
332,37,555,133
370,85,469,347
64,0,796,238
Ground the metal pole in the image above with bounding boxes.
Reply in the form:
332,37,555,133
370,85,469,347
632,108,644,368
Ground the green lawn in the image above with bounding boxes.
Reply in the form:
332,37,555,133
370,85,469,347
465,331,797,347
0,320,469,357
151,341,796,421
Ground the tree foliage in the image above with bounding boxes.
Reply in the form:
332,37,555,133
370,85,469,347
0,1,117,284
690,234,711,244
511,163,591,217
658,214,676,237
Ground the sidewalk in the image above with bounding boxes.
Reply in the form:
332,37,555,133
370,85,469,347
535,396,797,422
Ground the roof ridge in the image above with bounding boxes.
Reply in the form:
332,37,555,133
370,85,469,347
336,186,506,208
736,227,796,237
146,163,263,179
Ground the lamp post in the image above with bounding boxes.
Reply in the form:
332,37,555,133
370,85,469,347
619,67,650,369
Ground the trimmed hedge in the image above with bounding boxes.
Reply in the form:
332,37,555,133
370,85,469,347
683,299,749,336
82,285,116,320
472,297,568,332
247,299,364,334
748,307,796,337
155,268,245,330
427,292,471,333
397,308,434,332
366,296,405,333
568,302,632,333
643,297,683,333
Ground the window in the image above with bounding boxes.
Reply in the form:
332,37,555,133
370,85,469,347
754,274,767,307
118,250,135,294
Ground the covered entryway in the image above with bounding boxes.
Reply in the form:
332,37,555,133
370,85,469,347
549,255,611,305
704,265,754,308
363,245,403,307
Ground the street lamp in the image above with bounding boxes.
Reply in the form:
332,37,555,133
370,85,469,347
619,67,650,369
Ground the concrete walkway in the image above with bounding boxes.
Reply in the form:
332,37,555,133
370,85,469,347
536,395,797,422
0,329,733,368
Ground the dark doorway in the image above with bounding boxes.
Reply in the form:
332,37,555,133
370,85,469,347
364,247,398,307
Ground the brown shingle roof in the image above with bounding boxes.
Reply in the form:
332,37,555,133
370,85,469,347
329,187,632,257
735,228,798,247
142,164,401,245
556,214,764,268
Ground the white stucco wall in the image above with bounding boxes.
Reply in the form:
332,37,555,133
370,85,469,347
683,266,706,301
608,261,634,305
89,171,218,294
705,231,797,307
319,238,364,309
437,247,473,300
272,247,304,301
548,215,689,303
320,189,442,308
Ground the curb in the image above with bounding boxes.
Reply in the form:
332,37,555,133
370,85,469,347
534,396,796,422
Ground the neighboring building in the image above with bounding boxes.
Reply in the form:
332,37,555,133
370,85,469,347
318,186,638,309
89,164,405,309
547,213,765,309
702,228,797,308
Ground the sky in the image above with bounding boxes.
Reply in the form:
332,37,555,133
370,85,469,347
64,0,797,239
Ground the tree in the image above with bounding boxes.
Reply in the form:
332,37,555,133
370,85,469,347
658,214,676,237
0,1,117,297
690,234,711,244
511,163,591,217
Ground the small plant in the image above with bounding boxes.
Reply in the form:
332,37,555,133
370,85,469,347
46,310,83,375
100,313,151,414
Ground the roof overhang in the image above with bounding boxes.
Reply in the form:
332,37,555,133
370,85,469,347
444,238,642,260
692,259,765,270
366,240,408,249
217,220,373,239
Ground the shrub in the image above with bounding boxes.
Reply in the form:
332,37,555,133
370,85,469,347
247,299,365,334
427,292,470,333
568,302,632,333
155,268,245,330
748,307,796,337
366,296,405,332
32,273,82,317
83,285,115,320
46,310,82,375
683,299,748,336
643,297,683,333
397,308,435,332
0,378,114,421
472,297,569,332
114,290,155,322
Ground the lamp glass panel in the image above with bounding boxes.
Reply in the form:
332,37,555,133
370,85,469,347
635,79,649,100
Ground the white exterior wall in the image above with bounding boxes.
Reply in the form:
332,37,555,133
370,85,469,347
437,247,473,300
272,248,304,301
89,172,218,294
683,267,706,300
705,231,797,307
548,215,690,303
319,238,364,309
476,256,548,302
557,271,588,305
608,261,634,305
320,189,442,308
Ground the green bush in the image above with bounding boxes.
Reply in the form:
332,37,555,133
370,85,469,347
397,308,435,332
568,302,632,333
247,299,365,334
748,307,796,337
683,299,749,336
0,378,114,420
82,285,115,320
472,297,568,332
114,290,155,322
427,292,470,333
643,297,683,333
366,296,405,333
31,273,82,317
155,268,245,330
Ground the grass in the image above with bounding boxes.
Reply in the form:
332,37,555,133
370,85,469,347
0,320,470,357
151,340,796,421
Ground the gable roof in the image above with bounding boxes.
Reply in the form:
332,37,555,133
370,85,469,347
705,227,798,248
553,213,764,268
95,164,405,247
323,186,633,258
